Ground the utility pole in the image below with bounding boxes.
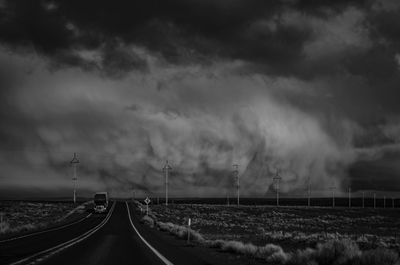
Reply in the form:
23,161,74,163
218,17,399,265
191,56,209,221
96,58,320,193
362,192,365,208
70,153,79,204
348,186,351,208
384,195,386,208
329,185,336,208
131,185,135,201
374,193,376,209
273,169,281,206
163,160,172,206
393,198,395,209
233,164,240,206
307,177,311,207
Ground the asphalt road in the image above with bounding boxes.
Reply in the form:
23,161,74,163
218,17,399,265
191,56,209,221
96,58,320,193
1,201,213,265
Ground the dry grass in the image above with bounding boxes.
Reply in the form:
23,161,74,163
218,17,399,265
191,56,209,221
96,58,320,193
149,204,400,250
140,204,400,265
157,221,205,243
0,201,90,237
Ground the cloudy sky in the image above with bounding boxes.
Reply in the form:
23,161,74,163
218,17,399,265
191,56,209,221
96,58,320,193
1,0,400,198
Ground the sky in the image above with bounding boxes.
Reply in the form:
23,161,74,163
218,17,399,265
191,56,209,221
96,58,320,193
0,0,400,198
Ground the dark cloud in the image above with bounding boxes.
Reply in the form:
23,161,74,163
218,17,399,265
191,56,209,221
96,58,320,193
0,0,383,77
1,0,400,197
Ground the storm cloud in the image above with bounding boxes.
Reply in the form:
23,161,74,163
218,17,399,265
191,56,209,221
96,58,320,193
0,0,400,198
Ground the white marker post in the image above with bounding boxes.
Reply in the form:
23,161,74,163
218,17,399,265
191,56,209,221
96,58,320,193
187,218,191,244
144,197,151,216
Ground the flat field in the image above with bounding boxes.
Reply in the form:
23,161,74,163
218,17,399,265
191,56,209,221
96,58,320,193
150,203,400,251
0,201,91,238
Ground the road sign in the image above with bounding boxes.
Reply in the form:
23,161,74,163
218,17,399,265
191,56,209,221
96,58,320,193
144,197,151,216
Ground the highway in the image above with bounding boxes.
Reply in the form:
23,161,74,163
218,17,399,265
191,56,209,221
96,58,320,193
0,202,212,265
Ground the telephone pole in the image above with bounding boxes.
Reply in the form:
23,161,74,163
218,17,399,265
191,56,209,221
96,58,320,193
384,195,386,208
163,160,172,206
374,193,376,209
131,185,135,201
329,185,336,208
70,153,79,204
362,192,365,208
348,186,351,208
307,177,311,207
273,169,281,206
233,164,240,206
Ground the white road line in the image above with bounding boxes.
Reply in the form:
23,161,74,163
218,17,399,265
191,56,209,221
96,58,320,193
0,213,92,244
8,202,116,265
126,202,174,265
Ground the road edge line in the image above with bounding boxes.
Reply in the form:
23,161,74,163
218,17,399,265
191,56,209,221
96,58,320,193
8,201,116,265
126,202,174,265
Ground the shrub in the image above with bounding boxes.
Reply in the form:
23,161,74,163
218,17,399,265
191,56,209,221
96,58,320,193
359,248,400,265
286,248,317,265
220,240,258,256
313,239,361,265
0,220,10,234
207,239,288,263
156,221,205,243
141,215,155,228
286,240,361,265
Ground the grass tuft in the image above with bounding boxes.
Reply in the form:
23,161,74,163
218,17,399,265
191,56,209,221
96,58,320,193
359,248,400,265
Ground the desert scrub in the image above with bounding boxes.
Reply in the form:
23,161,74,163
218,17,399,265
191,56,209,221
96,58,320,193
141,215,155,228
149,204,400,250
0,201,90,236
157,221,205,243
208,239,289,263
139,208,400,265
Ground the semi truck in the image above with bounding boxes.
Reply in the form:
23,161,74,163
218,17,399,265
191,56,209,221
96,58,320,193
94,192,108,213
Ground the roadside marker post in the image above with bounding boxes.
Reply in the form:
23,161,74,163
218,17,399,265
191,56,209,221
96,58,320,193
144,197,151,216
187,218,191,244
